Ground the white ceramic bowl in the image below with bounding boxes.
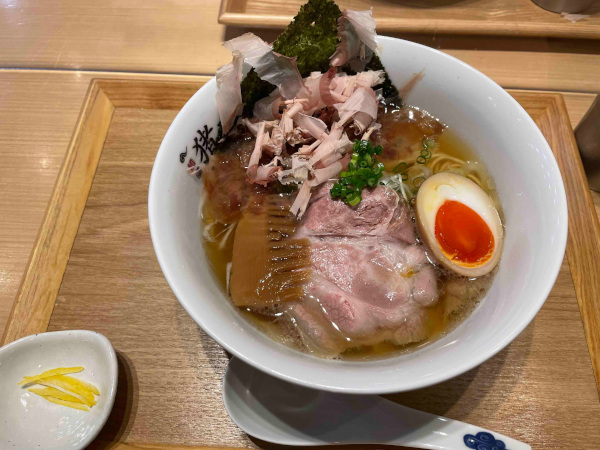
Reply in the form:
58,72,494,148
148,37,567,394
0,330,118,449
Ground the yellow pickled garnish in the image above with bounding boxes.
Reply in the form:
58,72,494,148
17,366,83,386
40,396,90,412
58,374,100,396
30,376,96,406
28,387,84,405
19,367,99,411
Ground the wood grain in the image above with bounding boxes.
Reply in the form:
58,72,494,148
0,0,232,74
5,80,593,448
2,2,600,93
0,0,596,446
0,82,115,345
219,0,600,39
95,79,208,110
0,70,213,344
108,444,245,450
0,77,212,346
515,92,600,395
592,190,600,219
47,102,254,448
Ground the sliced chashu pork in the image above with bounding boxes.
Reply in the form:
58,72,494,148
286,185,439,356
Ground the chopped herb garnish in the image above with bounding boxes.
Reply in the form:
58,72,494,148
392,161,409,181
416,137,435,164
330,140,384,206
412,176,426,195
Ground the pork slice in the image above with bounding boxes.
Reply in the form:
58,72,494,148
286,236,438,351
412,265,438,307
311,237,437,310
287,272,430,355
298,185,416,244
386,198,416,244
282,184,439,355
307,180,336,204
308,272,374,337
311,237,413,309
285,294,346,357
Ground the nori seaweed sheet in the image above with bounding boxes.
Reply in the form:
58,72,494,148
240,0,398,116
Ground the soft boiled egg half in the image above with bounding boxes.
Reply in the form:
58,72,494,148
416,172,504,277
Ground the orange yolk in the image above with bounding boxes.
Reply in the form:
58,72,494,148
435,200,494,265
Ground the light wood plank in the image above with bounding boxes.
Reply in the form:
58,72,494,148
0,70,211,342
592,190,600,219
445,50,600,93
33,84,597,448
95,79,208,110
561,92,599,126
1,1,600,93
0,0,231,74
220,0,600,39
532,93,600,393
0,77,208,345
1,82,115,345
48,104,255,448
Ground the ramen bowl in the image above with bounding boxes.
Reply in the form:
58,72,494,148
148,36,567,394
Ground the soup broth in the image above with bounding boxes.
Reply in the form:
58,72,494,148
201,104,500,360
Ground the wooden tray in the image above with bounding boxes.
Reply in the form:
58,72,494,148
218,0,600,39
3,79,600,449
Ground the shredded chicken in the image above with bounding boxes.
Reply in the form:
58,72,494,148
223,32,272,66
209,10,387,218
293,113,329,140
215,50,244,134
330,9,378,71
243,65,379,216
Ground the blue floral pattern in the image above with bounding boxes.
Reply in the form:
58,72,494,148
464,431,507,450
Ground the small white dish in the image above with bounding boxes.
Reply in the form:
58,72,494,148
0,330,118,450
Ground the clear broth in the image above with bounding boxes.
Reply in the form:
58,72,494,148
201,104,500,360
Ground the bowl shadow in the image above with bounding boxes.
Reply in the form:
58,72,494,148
388,318,533,420
87,351,139,449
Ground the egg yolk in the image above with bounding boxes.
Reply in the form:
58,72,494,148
435,200,494,265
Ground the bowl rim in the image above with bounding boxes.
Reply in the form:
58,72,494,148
148,36,568,394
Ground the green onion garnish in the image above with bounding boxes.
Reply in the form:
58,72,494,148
416,137,434,165
330,139,384,206
392,161,409,181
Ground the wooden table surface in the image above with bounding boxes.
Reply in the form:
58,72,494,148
0,0,599,394
219,0,600,38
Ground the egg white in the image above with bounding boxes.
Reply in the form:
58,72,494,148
415,172,504,277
